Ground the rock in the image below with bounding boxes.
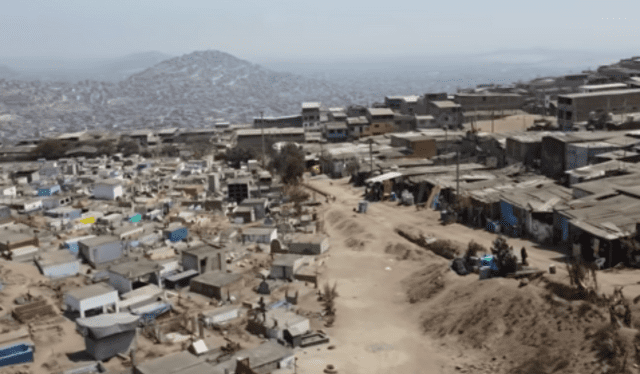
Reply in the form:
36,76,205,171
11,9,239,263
324,364,338,374
14,296,28,305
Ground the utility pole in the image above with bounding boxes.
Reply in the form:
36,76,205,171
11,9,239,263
260,111,266,169
456,151,460,206
445,125,449,164
320,140,324,172
491,107,495,133
369,138,373,174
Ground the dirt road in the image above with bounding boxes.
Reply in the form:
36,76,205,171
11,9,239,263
293,177,475,374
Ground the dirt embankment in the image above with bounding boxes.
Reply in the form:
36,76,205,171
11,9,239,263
395,224,461,259
326,210,375,252
403,262,640,374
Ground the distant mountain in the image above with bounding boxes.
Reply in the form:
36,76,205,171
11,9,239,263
115,50,357,122
0,50,364,139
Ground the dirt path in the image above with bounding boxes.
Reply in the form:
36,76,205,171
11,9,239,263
293,177,470,374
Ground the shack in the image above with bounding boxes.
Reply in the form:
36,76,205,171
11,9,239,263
76,313,139,361
288,234,330,255
248,308,310,342
270,254,307,280
36,251,80,279
181,245,227,274
499,180,572,241
107,259,163,294
78,236,123,267
239,198,269,220
242,227,277,244
201,305,241,327
189,272,244,300
208,341,295,374
64,283,119,318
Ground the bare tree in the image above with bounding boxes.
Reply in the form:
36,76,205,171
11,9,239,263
566,260,598,293
322,282,339,317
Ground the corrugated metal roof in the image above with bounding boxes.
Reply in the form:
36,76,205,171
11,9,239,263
367,108,395,116
365,171,403,184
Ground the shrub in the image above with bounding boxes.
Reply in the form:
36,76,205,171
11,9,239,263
30,139,68,160
271,143,305,185
465,240,486,259
591,324,629,372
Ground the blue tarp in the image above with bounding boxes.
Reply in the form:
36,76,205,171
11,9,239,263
486,220,500,233
480,255,499,272
560,216,569,242
0,342,34,368
133,302,171,323
432,193,440,210
500,201,518,227
168,228,188,242
66,242,80,254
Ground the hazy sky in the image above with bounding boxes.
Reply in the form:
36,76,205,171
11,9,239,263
1,0,639,62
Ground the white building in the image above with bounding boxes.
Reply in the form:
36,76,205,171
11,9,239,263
263,309,310,340
301,102,322,132
17,199,43,214
202,305,241,327
64,283,119,318
242,227,278,244
92,180,124,200
0,185,16,197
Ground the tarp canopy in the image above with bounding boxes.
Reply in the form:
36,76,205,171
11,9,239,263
480,255,499,271
365,171,403,184
76,313,139,340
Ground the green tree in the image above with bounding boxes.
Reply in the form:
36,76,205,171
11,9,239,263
192,142,212,159
118,139,140,157
30,139,68,160
271,143,305,185
161,145,180,157
95,140,117,157
225,147,256,169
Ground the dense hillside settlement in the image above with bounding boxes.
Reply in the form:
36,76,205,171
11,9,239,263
4,53,640,373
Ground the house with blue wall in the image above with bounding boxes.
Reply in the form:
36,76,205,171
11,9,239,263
499,179,572,242
324,123,349,142
38,184,60,197
44,207,82,221
63,235,96,255
163,223,188,242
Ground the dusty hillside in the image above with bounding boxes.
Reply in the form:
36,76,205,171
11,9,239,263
404,262,640,374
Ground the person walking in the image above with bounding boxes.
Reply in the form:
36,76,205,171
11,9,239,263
521,247,528,266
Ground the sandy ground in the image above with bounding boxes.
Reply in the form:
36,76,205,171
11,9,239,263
470,114,554,133
291,177,480,374
295,176,640,373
